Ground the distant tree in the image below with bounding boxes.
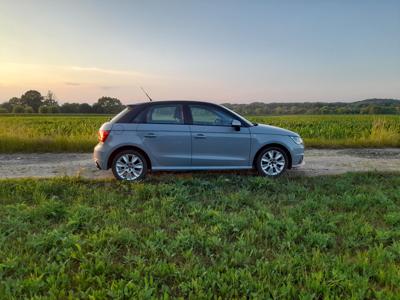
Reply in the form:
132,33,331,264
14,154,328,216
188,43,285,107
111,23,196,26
24,106,34,113
78,103,92,113
12,105,25,113
274,107,284,115
60,103,80,113
336,107,346,114
38,106,49,113
290,106,300,114
0,107,8,113
320,106,330,114
1,102,12,112
305,108,318,114
43,90,58,106
360,107,369,114
91,103,101,113
9,97,23,106
39,105,59,113
365,104,386,114
93,97,124,114
48,105,60,113
20,90,43,112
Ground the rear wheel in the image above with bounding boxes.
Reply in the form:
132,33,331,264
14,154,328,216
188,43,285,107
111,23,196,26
112,150,147,181
256,147,288,177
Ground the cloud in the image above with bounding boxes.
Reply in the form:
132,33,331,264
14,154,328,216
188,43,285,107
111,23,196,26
99,85,119,90
65,82,81,86
66,66,149,78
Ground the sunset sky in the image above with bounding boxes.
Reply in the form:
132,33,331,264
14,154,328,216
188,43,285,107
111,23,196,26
1,0,399,104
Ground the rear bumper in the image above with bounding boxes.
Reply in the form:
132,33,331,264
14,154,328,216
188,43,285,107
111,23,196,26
93,143,109,170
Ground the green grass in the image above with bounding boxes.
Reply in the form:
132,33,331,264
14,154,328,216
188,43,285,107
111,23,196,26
1,173,400,298
0,114,399,152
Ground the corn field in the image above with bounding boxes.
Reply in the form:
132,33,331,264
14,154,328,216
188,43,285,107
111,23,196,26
0,114,399,152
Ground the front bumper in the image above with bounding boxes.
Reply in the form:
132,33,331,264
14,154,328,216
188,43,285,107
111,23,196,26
291,154,305,168
290,143,305,168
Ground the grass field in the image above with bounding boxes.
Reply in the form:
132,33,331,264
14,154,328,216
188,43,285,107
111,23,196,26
0,114,399,152
1,173,400,298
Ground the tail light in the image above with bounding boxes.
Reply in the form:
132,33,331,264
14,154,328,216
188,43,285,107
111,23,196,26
98,129,110,143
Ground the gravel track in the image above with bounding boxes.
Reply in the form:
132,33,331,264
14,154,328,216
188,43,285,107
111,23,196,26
0,148,399,179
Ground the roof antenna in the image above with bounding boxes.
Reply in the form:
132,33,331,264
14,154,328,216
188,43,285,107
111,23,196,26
140,86,153,102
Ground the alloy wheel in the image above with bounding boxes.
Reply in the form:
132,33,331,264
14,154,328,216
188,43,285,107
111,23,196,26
260,149,286,176
115,154,144,181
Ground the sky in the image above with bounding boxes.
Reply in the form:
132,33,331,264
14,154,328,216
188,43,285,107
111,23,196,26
0,0,399,104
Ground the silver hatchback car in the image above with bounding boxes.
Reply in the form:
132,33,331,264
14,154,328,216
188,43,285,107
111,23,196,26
94,101,304,181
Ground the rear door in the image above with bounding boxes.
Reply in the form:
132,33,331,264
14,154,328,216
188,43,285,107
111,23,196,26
136,104,191,168
188,104,251,167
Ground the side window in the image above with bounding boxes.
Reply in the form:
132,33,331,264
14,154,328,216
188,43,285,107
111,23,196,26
145,105,184,124
190,105,234,126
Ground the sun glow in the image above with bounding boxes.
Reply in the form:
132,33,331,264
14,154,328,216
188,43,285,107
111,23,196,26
0,62,161,102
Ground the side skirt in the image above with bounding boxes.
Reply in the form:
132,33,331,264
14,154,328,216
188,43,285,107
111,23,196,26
151,166,253,171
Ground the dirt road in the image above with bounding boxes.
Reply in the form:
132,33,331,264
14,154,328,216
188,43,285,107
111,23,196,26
0,149,399,179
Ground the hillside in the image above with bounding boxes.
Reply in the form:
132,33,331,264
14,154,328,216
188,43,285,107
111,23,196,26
224,98,400,115
353,98,400,106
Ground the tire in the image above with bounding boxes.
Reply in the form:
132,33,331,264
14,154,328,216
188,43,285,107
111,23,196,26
111,150,148,181
256,147,288,177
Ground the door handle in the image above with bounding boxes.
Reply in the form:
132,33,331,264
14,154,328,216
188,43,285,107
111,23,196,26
144,133,156,138
194,133,206,139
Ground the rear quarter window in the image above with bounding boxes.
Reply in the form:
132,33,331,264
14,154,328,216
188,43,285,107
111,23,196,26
113,105,145,123
110,107,130,123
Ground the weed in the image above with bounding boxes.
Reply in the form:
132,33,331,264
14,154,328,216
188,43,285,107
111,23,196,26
0,173,400,298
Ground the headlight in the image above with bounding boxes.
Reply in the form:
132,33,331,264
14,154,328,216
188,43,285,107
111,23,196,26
290,136,303,145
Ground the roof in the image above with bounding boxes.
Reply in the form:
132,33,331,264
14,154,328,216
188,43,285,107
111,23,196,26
127,100,220,107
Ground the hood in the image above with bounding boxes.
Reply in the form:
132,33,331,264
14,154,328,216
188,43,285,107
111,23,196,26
250,124,299,137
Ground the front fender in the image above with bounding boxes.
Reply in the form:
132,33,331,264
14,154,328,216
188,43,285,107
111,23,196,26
250,134,298,165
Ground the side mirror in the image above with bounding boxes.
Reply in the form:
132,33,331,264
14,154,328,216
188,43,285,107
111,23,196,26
231,119,241,131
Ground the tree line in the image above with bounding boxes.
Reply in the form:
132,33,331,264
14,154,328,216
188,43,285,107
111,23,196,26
0,90,125,114
223,99,400,115
1,90,399,115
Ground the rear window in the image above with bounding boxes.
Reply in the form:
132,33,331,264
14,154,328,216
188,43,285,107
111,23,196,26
145,105,184,124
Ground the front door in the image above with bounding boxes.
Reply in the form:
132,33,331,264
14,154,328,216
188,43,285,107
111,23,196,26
188,104,251,167
137,104,191,168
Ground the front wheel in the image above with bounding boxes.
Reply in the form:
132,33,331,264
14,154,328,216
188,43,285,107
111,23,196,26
112,150,147,181
256,147,288,177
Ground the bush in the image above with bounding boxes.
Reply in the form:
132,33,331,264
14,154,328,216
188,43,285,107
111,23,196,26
38,106,49,114
0,107,8,113
12,105,25,113
48,105,60,113
78,103,92,113
60,103,80,113
24,106,34,113
39,105,60,114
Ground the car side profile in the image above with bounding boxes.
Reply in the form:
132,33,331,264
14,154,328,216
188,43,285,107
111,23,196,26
94,101,304,181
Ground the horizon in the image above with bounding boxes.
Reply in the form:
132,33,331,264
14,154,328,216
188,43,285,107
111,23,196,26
1,0,399,104
2,90,400,105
